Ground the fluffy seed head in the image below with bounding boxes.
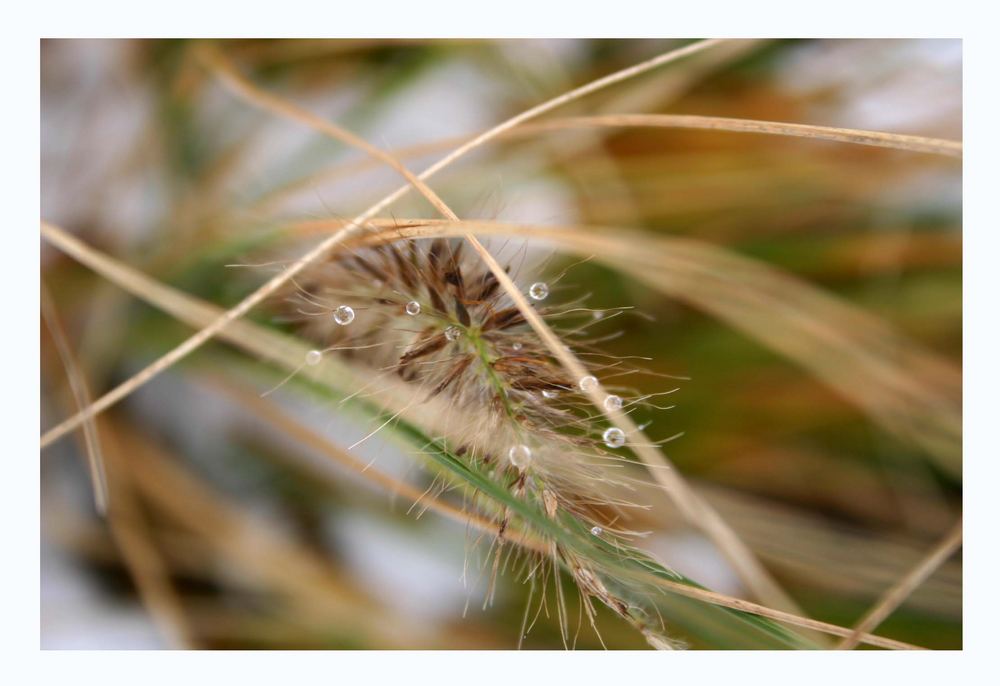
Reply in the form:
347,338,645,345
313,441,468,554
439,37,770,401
270,231,681,648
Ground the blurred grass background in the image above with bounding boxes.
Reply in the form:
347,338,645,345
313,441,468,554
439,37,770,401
40,39,961,649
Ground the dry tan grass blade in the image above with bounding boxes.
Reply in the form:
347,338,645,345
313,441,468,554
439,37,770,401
634,572,921,650
523,114,962,157
837,519,962,649
99,420,194,647
41,281,108,512
39,222,922,650
42,284,189,642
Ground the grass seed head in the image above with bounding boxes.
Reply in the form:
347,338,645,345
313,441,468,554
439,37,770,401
271,230,682,647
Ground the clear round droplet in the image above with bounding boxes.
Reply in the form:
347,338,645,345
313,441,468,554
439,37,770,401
603,394,623,411
512,342,523,351
445,325,462,341
405,301,421,316
579,375,598,392
542,389,559,399
590,526,604,537
507,444,532,470
528,282,549,301
305,350,322,366
602,427,626,448
333,305,355,326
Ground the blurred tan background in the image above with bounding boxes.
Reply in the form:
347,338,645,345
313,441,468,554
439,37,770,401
41,39,961,649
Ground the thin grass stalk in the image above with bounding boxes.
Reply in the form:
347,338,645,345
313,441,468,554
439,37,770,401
41,281,108,511
99,421,194,647
837,519,963,649
523,114,962,157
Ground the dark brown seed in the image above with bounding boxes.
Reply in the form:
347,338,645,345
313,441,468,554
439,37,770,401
427,239,447,278
352,254,388,283
482,307,524,331
428,355,473,398
476,272,500,301
388,243,416,290
453,296,471,326
399,332,448,369
444,244,466,297
427,284,447,313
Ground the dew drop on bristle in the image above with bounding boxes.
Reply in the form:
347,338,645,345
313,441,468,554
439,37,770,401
508,444,532,469
512,342,523,351
542,389,559,399
528,282,549,301
590,526,604,537
602,427,626,448
603,394,623,411
579,375,598,392
445,325,462,341
333,305,355,326
405,300,421,316
305,350,322,366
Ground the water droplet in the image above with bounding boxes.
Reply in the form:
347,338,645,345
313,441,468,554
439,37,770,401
579,375,598,392
507,444,532,469
542,389,559,399
333,305,355,326
603,394,623,411
512,342,523,351
528,282,549,301
405,301,421,316
590,526,604,537
602,427,626,448
592,310,605,320
445,325,462,341
305,350,322,366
